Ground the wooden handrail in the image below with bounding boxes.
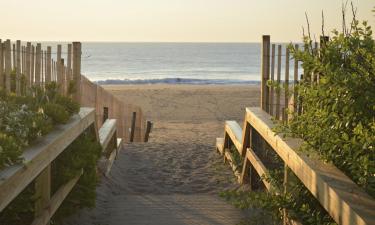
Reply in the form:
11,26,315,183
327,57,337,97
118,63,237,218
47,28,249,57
245,107,375,225
0,108,95,212
216,107,375,225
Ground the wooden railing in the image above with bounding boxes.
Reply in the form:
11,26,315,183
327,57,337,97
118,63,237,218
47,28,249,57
216,35,375,225
216,107,375,225
0,107,123,224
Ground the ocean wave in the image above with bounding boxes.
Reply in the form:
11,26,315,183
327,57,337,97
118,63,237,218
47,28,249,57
95,78,260,85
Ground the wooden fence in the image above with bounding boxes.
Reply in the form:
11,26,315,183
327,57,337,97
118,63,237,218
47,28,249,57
0,39,151,224
216,35,375,225
0,39,149,142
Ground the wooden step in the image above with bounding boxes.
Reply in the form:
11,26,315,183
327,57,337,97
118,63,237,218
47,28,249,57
225,121,243,154
216,138,224,154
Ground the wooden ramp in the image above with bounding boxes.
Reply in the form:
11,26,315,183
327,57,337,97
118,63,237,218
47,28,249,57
63,122,252,225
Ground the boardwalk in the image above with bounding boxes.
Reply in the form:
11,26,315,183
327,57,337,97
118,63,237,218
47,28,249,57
63,85,258,225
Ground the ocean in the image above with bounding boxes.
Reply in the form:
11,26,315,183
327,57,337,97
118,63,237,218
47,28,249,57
79,42,296,84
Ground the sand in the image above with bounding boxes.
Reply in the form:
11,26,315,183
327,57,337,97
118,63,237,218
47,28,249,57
63,84,261,225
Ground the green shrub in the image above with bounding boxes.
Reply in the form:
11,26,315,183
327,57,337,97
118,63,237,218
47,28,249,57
51,129,102,223
43,103,70,124
286,19,375,197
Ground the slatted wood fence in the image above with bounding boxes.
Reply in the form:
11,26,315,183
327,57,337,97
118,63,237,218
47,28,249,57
216,35,375,225
0,39,151,225
0,39,149,142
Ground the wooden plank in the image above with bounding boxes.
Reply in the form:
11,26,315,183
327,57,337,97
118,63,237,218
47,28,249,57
245,148,272,191
276,45,282,119
225,121,243,154
130,112,136,142
16,40,21,95
46,46,51,84
4,40,11,92
67,44,72,82
99,119,117,152
144,121,152,142
31,45,35,85
34,165,51,224
116,138,123,156
293,44,299,113
224,150,241,181
72,42,81,103
245,107,375,225
104,147,117,176
216,138,224,154
35,43,41,86
261,35,270,112
270,44,275,116
0,108,95,211
31,170,82,225
26,42,31,88
0,40,3,89
284,48,290,121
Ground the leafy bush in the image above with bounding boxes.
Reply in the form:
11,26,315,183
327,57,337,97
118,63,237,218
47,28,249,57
286,19,375,197
222,9,374,225
51,129,102,223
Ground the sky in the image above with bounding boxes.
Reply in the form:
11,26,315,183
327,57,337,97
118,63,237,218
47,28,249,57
0,0,374,42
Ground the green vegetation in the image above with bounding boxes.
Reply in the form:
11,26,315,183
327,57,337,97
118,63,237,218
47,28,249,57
0,81,101,224
222,10,374,225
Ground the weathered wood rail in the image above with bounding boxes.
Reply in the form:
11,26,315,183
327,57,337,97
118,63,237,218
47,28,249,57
216,107,375,225
0,107,123,224
216,35,375,225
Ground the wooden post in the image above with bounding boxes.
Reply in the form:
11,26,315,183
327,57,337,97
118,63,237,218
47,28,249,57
261,35,271,113
16,40,21,95
26,42,31,89
12,44,16,71
31,45,35,85
0,40,3,89
144,121,152,142
103,107,109,123
130,112,136,142
283,164,290,225
293,45,299,114
72,42,81,102
35,44,41,86
284,48,290,122
57,45,62,89
34,165,51,225
276,45,282,120
5,40,11,92
45,46,52,84
270,44,275,116
67,44,72,81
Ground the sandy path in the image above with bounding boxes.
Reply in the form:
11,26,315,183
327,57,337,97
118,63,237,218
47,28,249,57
64,84,260,225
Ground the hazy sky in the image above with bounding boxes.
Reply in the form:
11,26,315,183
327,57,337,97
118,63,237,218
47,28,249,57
0,0,374,42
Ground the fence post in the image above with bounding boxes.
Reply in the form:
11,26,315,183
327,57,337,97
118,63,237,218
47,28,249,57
5,40,11,92
293,45,299,114
270,44,275,116
72,42,81,102
35,43,41,86
26,42,31,89
34,165,51,225
276,45,282,120
144,121,152,142
103,107,109,123
130,112,136,142
284,48,290,122
16,40,21,95
67,44,72,82
261,35,270,113
0,40,3,89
